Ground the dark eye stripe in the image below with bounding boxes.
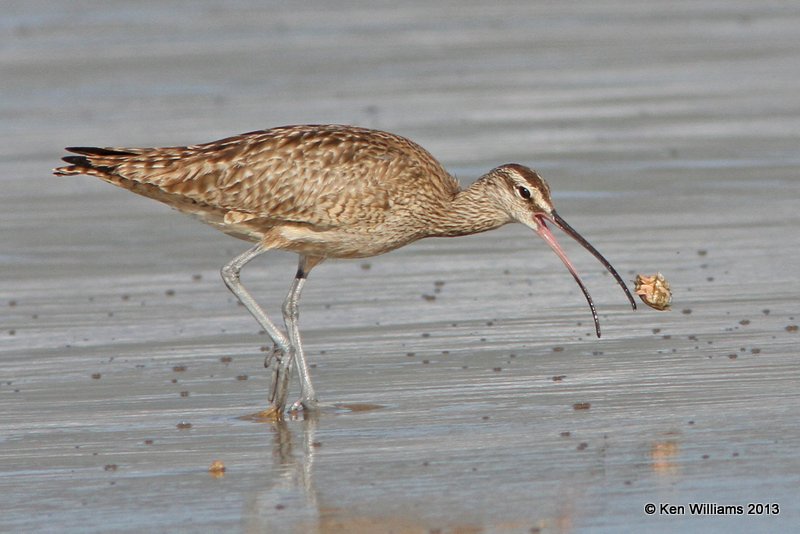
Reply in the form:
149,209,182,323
517,186,531,200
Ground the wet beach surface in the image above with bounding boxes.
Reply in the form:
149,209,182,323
2,2,800,532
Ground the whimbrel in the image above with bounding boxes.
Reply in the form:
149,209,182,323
55,124,636,417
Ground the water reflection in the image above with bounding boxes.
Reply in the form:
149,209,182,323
650,438,681,477
243,414,320,531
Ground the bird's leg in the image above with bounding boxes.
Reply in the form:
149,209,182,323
268,347,294,413
283,255,322,412
221,244,294,415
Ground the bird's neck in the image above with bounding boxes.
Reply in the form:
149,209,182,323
426,176,512,238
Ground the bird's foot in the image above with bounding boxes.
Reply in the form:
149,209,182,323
288,397,319,415
263,344,285,368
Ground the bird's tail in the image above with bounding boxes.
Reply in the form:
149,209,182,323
53,145,168,201
53,145,182,209
53,146,141,177
53,145,242,237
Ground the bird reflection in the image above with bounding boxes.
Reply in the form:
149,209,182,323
243,414,320,531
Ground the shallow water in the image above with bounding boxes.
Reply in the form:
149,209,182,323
2,1,800,532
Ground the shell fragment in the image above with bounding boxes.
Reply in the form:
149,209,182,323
634,273,672,311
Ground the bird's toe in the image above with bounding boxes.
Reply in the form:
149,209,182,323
289,397,319,414
263,345,286,368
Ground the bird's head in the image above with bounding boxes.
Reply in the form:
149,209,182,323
487,163,637,337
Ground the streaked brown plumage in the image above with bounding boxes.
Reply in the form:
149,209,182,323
56,125,464,257
55,124,635,418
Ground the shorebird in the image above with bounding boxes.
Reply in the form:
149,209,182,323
55,124,636,417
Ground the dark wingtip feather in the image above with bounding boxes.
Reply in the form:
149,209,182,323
65,146,136,156
62,155,91,166
56,152,118,176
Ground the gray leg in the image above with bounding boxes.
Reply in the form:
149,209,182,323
221,244,293,414
283,256,320,412
268,348,294,413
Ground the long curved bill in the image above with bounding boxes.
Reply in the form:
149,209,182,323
534,210,637,338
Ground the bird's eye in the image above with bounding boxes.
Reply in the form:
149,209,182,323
517,186,532,200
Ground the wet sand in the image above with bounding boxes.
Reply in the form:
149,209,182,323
2,2,800,532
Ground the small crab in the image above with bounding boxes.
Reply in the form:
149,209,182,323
634,273,672,311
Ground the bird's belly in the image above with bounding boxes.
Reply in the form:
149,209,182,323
272,224,417,259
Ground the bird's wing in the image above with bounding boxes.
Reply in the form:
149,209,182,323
56,125,458,229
